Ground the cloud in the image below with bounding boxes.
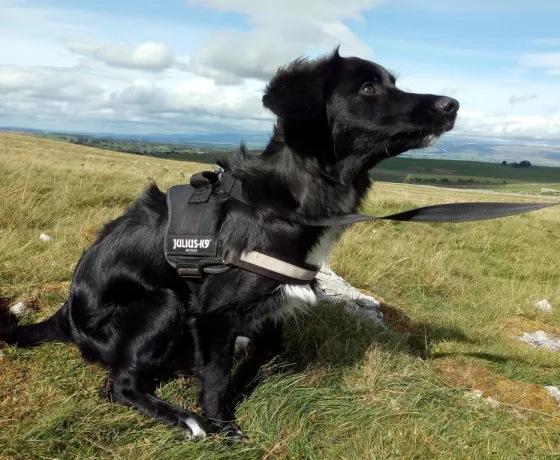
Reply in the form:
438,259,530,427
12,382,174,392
456,109,560,139
107,79,269,122
3,61,560,140
521,52,560,76
185,0,378,83
0,64,272,134
182,30,304,84
0,66,110,101
188,0,379,23
522,52,560,68
508,93,539,105
526,37,560,47
62,38,176,71
0,0,559,143
391,0,560,13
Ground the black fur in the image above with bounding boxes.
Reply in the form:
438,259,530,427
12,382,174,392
0,48,458,440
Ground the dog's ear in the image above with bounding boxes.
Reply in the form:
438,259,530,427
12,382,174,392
262,47,342,120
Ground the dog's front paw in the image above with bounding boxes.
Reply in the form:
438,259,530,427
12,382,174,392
184,418,207,441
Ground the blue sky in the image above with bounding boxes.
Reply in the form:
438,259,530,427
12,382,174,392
1,0,559,140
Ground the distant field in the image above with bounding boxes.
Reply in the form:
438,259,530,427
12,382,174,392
370,157,560,187
487,183,560,196
1,132,559,459
31,131,560,190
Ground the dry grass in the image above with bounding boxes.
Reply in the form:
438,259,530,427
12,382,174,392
438,358,560,414
1,132,560,459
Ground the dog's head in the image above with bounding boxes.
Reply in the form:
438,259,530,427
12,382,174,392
262,47,459,167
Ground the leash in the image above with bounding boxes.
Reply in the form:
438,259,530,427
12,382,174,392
164,168,558,291
217,170,559,226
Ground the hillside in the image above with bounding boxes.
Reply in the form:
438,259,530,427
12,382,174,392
371,157,560,186
1,132,559,459
14,127,560,167
27,130,560,189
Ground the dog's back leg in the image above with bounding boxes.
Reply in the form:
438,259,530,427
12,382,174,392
93,289,207,440
104,370,207,440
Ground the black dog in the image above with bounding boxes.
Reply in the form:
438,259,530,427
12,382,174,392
0,48,458,440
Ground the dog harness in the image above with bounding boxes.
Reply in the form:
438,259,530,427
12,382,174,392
165,167,559,290
164,170,320,291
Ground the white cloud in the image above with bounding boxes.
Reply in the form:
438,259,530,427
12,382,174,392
185,0,378,83
0,64,271,134
392,0,560,13
526,37,560,47
456,110,560,139
0,66,110,101
183,30,303,84
62,38,175,71
508,93,539,105
0,0,559,142
188,0,379,23
522,52,560,68
521,52,560,77
396,73,560,138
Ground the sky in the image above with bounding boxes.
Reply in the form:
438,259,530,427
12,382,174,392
1,0,560,141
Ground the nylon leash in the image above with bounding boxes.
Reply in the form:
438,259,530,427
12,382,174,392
217,170,559,226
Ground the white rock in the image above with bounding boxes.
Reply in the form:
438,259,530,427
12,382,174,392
519,331,560,352
234,336,251,356
465,390,499,407
545,386,560,404
39,233,52,242
466,389,483,400
10,301,33,316
313,266,385,327
485,396,500,408
535,299,552,313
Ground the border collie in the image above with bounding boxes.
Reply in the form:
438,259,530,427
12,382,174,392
0,47,459,440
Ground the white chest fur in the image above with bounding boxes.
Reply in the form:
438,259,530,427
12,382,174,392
276,226,344,319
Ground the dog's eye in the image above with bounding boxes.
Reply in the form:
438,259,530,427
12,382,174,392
360,83,376,95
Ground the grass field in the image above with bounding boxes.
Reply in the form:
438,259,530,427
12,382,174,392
1,132,560,459
369,157,560,187
27,130,560,189
487,184,560,196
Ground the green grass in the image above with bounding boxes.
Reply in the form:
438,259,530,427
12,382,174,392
487,183,560,196
371,157,560,184
1,132,560,459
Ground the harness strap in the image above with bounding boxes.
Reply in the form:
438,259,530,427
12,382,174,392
224,251,319,285
217,171,559,226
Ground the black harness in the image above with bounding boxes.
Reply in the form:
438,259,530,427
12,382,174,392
164,173,230,284
165,168,559,291
164,170,321,292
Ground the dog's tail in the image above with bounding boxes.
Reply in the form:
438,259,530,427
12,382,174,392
0,301,71,347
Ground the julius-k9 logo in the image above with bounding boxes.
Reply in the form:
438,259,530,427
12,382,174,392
172,238,212,251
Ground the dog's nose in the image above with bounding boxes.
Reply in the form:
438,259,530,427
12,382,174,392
434,96,459,114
